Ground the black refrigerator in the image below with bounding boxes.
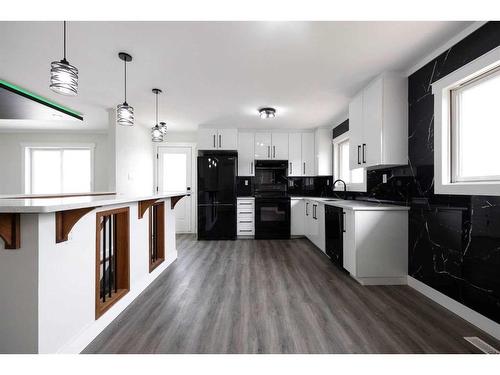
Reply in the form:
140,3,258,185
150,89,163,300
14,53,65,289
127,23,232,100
197,152,237,240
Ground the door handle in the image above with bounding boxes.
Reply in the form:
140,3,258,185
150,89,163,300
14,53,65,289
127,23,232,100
273,145,276,158
342,212,346,232
213,134,216,148
303,162,306,175
362,143,366,164
219,134,222,148
357,145,361,165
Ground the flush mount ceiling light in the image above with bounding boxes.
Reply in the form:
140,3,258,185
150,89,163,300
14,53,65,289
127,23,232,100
50,21,79,96
259,107,276,119
159,121,167,136
116,52,134,126
151,88,164,142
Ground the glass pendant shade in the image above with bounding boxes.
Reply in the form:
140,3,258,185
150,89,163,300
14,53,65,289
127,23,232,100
159,121,167,135
151,125,163,142
116,102,134,126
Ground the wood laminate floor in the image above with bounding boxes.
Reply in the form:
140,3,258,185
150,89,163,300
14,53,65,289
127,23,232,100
83,235,500,354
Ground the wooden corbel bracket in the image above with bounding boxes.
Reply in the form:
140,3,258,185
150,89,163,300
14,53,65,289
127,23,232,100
0,213,21,249
171,195,186,209
138,199,160,219
55,207,96,243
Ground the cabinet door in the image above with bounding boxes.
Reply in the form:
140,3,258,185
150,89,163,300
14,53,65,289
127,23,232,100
197,128,218,150
343,209,356,275
288,133,302,176
290,199,305,236
218,129,238,150
271,133,289,160
315,128,333,176
254,133,272,160
304,200,311,238
316,203,325,252
237,132,255,176
348,92,363,170
362,78,383,167
301,132,315,176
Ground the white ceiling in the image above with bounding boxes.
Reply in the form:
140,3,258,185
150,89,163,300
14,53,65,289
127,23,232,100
0,21,472,132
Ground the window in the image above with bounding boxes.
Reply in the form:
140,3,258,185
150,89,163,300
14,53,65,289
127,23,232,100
25,146,93,194
451,68,500,182
433,45,500,196
332,133,366,191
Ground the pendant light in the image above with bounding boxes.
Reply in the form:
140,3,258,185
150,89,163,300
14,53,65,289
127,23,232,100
159,121,167,136
259,107,276,119
50,21,79,96
116,52,134,126
151,89,164,142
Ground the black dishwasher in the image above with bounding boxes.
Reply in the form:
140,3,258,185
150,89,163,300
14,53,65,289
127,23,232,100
325,205,344,268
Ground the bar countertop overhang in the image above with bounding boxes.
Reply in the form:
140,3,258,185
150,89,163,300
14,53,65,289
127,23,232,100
0,191,188,213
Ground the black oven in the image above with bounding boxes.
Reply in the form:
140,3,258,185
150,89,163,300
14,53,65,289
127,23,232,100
254,160,290,239
255,196,290,239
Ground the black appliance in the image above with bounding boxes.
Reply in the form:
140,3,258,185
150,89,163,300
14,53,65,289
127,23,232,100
325,205,344,268
254,160,290,239
197,151,237,240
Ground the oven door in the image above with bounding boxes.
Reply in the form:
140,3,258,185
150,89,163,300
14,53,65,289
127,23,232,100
255,198,290,239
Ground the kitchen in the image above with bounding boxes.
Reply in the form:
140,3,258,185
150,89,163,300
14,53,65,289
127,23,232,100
1,14,500,370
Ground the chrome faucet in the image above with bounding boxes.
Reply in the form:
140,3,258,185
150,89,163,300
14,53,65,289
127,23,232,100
332,179,347,199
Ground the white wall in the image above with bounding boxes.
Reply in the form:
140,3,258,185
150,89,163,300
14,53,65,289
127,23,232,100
0,131,111,194
113,120,155,195
164,131,197,143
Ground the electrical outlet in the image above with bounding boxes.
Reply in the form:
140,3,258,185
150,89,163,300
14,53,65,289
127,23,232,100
327,179,330,185
382,174,388,183
244,179,248,186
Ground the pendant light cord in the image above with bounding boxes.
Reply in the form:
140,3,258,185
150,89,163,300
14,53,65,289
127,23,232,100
63,21,67,61
155,91,159,125
124,59,127,103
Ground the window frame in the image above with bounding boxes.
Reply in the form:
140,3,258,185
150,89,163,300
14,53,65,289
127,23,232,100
332,132,367,192
22,142,95,194
432,45,500,196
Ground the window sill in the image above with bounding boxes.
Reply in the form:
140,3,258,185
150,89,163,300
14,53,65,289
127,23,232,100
435,181,500,196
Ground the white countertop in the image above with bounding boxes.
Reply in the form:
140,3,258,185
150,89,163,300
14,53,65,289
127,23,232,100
290,196,409,211
0,192,188,213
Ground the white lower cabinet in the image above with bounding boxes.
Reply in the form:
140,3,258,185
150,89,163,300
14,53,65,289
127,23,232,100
237,198,255,236
342,208,408,285
290,198,305,236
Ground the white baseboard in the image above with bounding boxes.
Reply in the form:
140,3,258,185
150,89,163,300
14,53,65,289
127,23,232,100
407,276,500,341
354,276,407,285
57,253,178,354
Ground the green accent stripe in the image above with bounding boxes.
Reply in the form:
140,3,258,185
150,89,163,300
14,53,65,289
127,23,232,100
0,78,83,119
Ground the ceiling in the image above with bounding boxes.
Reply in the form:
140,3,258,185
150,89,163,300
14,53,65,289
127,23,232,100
0,21,472,132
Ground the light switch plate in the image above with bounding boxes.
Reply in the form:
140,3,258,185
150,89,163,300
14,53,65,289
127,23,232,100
244,180,248,186
382,174,388,183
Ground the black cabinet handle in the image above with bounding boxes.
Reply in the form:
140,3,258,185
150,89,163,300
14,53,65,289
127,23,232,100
362,143,366,164
267,146,270,158
213,134,216,148
305,202,309,216
250,161,253,174
313,204,317,219
303,162,306,175
289,162,292,174
342,211,346,232
219,134,222,148
273,145,276,158
357,145,361,165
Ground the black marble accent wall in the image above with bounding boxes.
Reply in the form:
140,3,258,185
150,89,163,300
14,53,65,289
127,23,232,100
362,22,500,324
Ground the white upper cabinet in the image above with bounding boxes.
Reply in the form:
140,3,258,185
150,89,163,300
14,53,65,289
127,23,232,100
348,72,408,169
254,132,272,159
217,129,238,150
314,128,332,176
301,132,315,176
197,128,218,150
254,132,289,160
271,133,289,160
288,133,302,176
237,132,255,176
198,128,237,150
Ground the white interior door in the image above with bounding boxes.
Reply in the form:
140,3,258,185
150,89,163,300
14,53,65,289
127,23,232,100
158,146,193,233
